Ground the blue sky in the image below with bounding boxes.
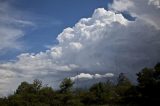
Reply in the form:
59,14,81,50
0,0,112,61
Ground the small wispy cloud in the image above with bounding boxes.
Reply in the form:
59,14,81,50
0,1,35,51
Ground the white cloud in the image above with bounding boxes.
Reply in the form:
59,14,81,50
149,0,160,8
0,26,24,50
71,73,93,81
0,1,34,51
109,0,134,11
69,42,83,50
110,0,160,29
0,0,160,96
70,73,114,81
0,8,129,95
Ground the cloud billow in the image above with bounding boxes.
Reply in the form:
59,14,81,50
0,0,160,96
70,73,114,81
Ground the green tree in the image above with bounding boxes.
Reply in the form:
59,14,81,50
89,82,106,104
38,86,56,105
116,73,132,102
137,68,155,97
60,78,74,93
117,73,132,86
33,79,42,92
16,81,32,94
137,64,160,103
16,79,42,95
154,62,160,72
88,81,116,105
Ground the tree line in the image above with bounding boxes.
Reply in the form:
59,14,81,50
0,63,160,106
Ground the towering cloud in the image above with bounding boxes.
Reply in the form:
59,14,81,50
0,0,160,96
110,0,160,29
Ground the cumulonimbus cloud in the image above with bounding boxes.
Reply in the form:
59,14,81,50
110,0,160,29
0,0,160,96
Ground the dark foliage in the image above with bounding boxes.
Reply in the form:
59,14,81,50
0,63,160,106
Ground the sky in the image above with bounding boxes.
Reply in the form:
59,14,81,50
0,0,160,96
0,0,112,61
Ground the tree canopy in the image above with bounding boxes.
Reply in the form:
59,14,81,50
0,63,160,106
